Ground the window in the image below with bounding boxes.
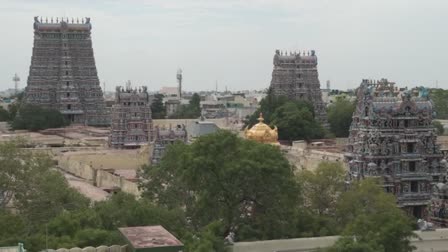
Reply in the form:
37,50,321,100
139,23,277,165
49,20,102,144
409,161,416,172
404,120,409,128
66,71,69,75
365,107,369,117
65,61,68,65
67,104,71,110
407,143,415,153
66,81,70,87
66,93,70,97
411,181,418,193
64,52,68,56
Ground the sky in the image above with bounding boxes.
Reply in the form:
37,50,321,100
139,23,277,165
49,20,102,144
0,0,447,92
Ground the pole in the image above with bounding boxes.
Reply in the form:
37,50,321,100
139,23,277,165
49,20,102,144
46,223,48,251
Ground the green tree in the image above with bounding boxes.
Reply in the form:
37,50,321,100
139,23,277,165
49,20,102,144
151,93,166,119
0,107,10,121
12,104,68,131
271,101,324,141
327,96,356,137
330,179,416,252
430,88,448,119
244,89,323,141
299,162,346,216
432,120,444,135
0,209,26,246
170,93,201,119
140,130,301,241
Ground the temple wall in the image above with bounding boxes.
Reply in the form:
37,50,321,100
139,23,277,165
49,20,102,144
58,157,95,182
284,141,346,171
95,170,140,196
58,153,141,197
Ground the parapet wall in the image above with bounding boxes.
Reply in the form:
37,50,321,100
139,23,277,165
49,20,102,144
46,245,127,252
284,140,346,171
58,156,140,197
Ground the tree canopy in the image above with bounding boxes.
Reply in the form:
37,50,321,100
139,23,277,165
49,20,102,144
169,93,201,119
245,89,325,141
328,179,416,252
432,120,445,135
151,93,166,119
430,88,448,119
140,130,301,241
327,96,356,137
11,104,68,131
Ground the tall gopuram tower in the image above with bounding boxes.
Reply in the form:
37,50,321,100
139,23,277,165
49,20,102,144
269,49,328,126
109,84,152,149
345,79,447,218
24,16,109,125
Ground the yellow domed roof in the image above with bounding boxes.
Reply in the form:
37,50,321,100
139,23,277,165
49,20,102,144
244,113,279,145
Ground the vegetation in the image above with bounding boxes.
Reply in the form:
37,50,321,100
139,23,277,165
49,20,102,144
432,120,445,135
327,96,356,137
11,104,68,131
430,88,448,119
328,179,416,252
151,93,166,119
140,130,301,241
0,133,418,252
0,106,9,121
245,89,325,141
169,93,201,119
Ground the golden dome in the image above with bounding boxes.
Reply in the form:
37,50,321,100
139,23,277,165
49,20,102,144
244,113,279,145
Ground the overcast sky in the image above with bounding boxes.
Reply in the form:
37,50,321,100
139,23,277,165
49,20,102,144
1,0,447,92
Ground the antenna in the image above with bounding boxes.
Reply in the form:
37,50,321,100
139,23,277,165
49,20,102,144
12,73,20,95
176,68,182,100
215,80,218,93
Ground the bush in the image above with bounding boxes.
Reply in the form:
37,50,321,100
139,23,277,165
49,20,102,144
12,104,69,131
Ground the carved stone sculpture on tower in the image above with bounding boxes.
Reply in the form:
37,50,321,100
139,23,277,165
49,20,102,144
109,84,152,149
24,16,109,125
345,78,446,219
269,49,328,127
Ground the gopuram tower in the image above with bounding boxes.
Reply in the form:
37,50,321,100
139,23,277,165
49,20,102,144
345,79,446,218
109,84,152,149
24,16,109,125
269,50,328,126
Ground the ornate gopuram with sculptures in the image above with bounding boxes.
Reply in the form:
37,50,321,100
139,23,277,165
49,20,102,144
109,85,152,149
150,124,187,165
345,79,447,218
24,17,109,125
269,49,328,127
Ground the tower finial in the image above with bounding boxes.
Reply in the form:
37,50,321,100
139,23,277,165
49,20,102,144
258,112,264,123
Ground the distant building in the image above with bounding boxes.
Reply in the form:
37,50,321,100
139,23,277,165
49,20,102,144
150,124,187,165
269,50,328,127
345,79,446,218
109,85,152,149
24,17,109,125
186,116,219,141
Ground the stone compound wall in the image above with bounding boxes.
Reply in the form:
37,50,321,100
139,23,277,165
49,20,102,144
57,156,140,196
283,140,346,171
47,245,127,252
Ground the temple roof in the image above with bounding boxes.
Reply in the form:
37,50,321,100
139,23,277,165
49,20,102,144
34,16,91,32
244,113,279,145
